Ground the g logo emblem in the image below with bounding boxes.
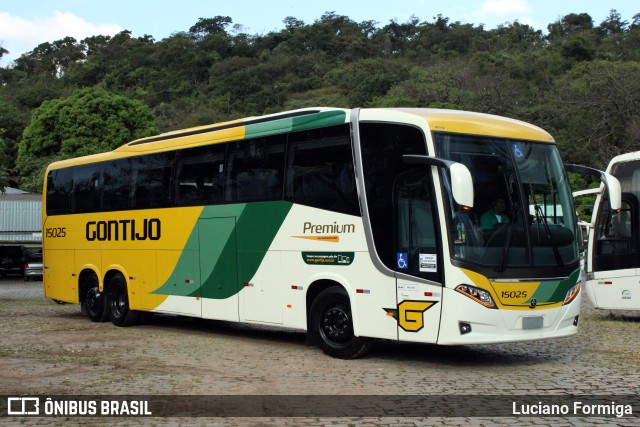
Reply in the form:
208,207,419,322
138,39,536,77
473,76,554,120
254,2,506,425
384,300,438,332
529,298,537,308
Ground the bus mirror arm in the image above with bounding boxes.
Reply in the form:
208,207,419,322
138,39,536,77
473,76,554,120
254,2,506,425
403,155,474,209
565,164,622,212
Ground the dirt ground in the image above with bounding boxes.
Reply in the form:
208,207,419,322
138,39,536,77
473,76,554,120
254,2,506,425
1,277,639,426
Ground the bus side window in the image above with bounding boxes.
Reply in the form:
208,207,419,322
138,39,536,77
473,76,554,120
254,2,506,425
131,153,174,210
286,125,359,216
359,122,427,271
102,159,131,212
225,136,285,203
46,168,73,215
71,164,101,214
594,195,638,271
175,144,226,206
394,169,439,280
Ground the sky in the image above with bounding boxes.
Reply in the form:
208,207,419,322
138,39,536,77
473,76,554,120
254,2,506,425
0,0,638,66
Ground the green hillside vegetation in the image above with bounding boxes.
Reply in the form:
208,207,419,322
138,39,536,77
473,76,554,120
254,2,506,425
1,10,639,194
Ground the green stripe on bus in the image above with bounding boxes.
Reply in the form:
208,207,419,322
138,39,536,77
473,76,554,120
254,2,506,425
153,202,292,299
529,268,580,303
244,110,347,139
548,268,580,302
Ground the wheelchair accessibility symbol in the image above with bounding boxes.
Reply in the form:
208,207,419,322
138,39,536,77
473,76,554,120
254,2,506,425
396,252,408,270
512,143,525,159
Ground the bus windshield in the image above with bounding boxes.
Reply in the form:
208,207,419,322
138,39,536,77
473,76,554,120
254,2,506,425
435,133,578,271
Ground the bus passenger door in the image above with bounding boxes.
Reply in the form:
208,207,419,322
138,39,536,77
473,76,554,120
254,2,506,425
393,169,443,343
199,217,240,321
588,194,640,309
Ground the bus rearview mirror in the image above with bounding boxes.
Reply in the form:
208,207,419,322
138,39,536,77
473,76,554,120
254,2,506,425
403,155,474,210
565,164,622,212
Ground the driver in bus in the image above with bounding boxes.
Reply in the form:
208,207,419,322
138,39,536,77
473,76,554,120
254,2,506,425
480,197,509,231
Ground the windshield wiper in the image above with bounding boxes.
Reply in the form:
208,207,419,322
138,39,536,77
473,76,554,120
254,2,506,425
496,203,519,272
496,167,518,272
534,204,564,268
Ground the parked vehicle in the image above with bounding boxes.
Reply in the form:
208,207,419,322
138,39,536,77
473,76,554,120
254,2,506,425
0,245,25,277
581,151,640,310
23,250,43,281
43,107,621,359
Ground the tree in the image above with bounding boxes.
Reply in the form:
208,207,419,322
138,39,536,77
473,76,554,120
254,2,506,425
561,33,595,61
0,134,9,191
485,22,544,53
289,12,375,61
283,16,305,32
373,59,484,110
413,15,483,56
16,88,157,191
594,9,629,59
14,37,85,77
547,61,640,168
376,16,420,56
620,13,640,60
597,9,627,37
547,13,594,40
544,13,598,63
189,16,233,38
0,100,29,175
328,58,410,106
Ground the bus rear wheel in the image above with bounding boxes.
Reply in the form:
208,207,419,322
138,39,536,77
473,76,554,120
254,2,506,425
84,273,108,322
309,286,372,359
107,273,140,327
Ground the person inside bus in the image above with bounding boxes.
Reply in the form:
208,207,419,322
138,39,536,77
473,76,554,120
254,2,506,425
480,197,509,230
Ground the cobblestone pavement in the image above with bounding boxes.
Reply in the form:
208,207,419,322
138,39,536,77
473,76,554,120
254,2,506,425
0,277,638,426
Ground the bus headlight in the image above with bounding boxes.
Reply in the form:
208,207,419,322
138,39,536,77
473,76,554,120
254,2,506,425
563,282,580,305
455,284,497,309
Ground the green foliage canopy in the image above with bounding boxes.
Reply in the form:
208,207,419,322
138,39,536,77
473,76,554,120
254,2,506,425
2,9,640,193
0,135,8,191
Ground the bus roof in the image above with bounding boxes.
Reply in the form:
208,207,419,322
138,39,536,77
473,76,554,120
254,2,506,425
606,150,640,172
391,108,555,142
119,108,348,152
123,107,554,151
46,107,555,170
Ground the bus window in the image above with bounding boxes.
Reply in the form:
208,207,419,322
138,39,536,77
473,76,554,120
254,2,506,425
436,134,578,269
102,158,131,212
131,153,174,210
359,123,427,272
46,168,73,215
226,135,285,203
175,144,226,206
394,169,440,281
71,164,101,214
594,195,638,271
286,125,359,216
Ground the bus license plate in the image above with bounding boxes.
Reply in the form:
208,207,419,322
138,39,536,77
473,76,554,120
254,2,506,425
522,316,543,329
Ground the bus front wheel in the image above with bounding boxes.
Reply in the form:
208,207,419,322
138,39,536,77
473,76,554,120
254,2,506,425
106,273,140,327
84,273,108,322
309,286,372,359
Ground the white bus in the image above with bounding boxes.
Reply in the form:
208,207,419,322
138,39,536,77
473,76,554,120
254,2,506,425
43,107,618,358
582,151,640,311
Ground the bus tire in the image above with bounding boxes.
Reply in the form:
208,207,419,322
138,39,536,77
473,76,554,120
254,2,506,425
106,273,140,327
84,272,108,322
309,286,372,359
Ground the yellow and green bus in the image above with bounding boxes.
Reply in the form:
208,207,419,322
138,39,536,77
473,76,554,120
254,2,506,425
43,107,609,358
